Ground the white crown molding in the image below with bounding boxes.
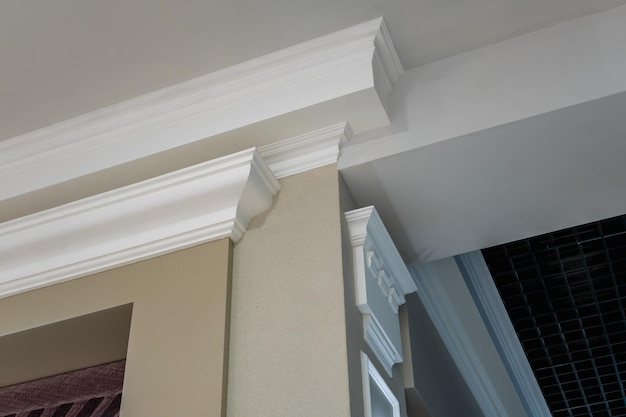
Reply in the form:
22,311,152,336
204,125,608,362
0,18,402,206
456,251,552,417
409,263,509,417
0,148,279,299
259,122,352,178
345,206,415,376
345,206,416,297
363,314,402,378
371,18,404,115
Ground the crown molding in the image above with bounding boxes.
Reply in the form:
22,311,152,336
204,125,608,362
409,263,509,417
0,18,401,206
345,206,416,297
0,149,279,299
345,206,415,376
259,122,352,178
371,18,404,115
363,314,402,378
456,251,552,417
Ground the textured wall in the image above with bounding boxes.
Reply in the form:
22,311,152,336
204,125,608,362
0,239,233,417
229,165,351,417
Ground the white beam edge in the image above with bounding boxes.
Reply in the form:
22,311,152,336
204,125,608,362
259,122,352,178
0,148,280,300
339,4,626,169
409,263,509,417
0,17,402,203
345,206,416,296
456,251,552,417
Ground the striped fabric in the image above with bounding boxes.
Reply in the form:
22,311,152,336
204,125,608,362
0,361,124,417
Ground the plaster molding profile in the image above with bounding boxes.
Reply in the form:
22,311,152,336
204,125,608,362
456,251,552,417
259,122,352,178
0,149,279,299
0,17,402,204
345,206,416,376
409,263,509,417
363,313,402,377
345,206,416,297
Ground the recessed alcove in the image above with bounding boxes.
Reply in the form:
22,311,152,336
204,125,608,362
0,304,132,388
0,304,132,417
0,240,233,417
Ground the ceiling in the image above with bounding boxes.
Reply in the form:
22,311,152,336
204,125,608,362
4,4,626,417
342,90,626,263
483,214,626,417
2,0,626,141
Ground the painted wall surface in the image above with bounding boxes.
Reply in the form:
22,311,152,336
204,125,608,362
403,293,484,417
0,304,132,387
0,239,233,417
229,165,352,417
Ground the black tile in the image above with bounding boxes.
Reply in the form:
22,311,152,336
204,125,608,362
482,213,626,417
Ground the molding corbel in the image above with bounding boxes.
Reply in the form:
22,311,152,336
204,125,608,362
0,148,279,299
345,206,416,376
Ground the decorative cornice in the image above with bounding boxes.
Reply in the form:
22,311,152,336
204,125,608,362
371,18,404,115
0,18,401,205
363,314,402,378
0,149,279,299
259,122,351,178
374,18,404,84
409,263,509,417
456,251,552,417
345,206,416,297
345,206,415,376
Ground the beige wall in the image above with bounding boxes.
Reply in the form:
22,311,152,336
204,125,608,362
0,303,132,387
0,163,397,417
229,165,352,417
0,239,233,417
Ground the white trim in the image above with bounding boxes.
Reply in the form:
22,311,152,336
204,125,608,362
409,263,509,417
258,122,351,178
0,18,401,204
345,206,416,377
371,18,404,115
0,148,279,299
456,251,552,417
361,351,401,417
345,207,416,297
363,314,401,378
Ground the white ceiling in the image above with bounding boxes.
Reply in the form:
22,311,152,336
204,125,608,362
2,0,626,141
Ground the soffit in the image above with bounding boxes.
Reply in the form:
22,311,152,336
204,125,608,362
341,90,626,263
2,0,626,140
